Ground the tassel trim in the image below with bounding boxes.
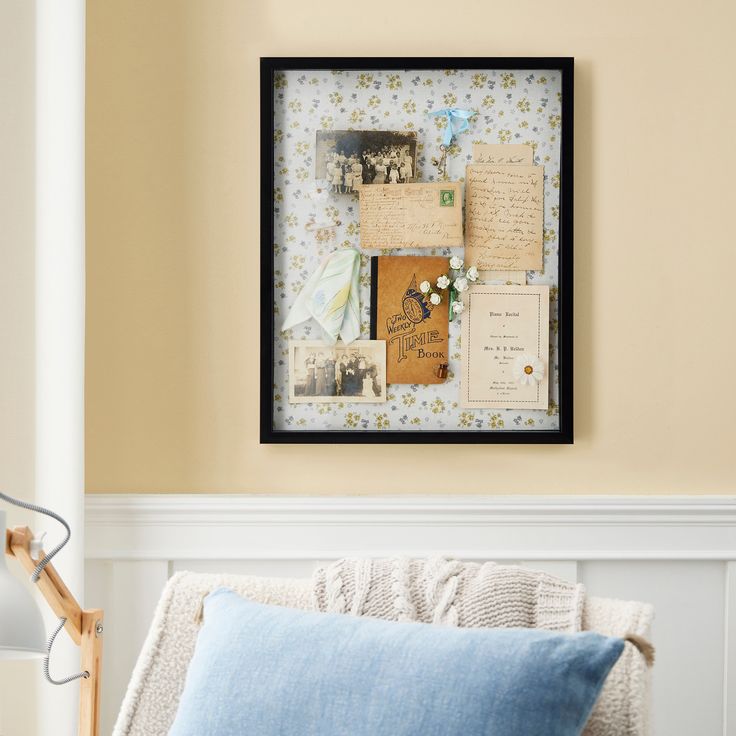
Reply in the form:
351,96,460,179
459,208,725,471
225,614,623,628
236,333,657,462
193,595,206,625
624,633,655,667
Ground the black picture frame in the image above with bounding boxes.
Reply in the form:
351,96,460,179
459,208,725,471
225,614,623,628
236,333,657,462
261,57,574,444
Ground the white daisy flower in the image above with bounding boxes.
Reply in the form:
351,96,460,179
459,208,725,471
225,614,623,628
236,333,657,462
436,274,450,289
429,292,442,305
451,300,465,315
466,266,479,282
419,280,431,294
308,180,331,202
454,277,468,292
449,256,464,270
513,354,545,385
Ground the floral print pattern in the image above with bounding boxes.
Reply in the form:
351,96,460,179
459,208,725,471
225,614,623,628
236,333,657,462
273,68,562,432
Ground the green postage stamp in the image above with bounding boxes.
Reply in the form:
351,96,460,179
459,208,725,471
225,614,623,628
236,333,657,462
439,189,455,207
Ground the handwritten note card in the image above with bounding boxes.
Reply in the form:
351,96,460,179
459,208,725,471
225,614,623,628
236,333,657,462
461,285,549,409
465,165,544,271
358,182,463,249
473,143,534,165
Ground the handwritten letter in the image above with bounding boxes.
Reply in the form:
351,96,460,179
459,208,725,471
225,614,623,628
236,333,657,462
465,165,544,271
358,183,463,249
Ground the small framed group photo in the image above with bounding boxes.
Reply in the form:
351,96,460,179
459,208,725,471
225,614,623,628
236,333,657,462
288,341,387,404
316,130,417,194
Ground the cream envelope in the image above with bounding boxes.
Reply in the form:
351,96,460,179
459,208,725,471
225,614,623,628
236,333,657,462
461,284,550,410
358,182,463,249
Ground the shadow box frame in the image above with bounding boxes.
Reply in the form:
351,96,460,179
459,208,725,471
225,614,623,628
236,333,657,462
260,56,574,444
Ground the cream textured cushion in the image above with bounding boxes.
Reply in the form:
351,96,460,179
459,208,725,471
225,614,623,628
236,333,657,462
113,571,653,736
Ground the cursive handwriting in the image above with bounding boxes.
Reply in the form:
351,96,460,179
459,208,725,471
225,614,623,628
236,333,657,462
473,143,534,166
359,184,463,249
465,165,544,271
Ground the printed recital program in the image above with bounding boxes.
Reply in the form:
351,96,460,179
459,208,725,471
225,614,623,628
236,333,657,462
461,285,550,409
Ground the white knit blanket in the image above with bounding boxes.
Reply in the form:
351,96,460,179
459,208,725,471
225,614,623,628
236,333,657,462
313,557,586,632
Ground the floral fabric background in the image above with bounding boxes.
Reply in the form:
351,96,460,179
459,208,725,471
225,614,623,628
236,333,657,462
272,67,562,432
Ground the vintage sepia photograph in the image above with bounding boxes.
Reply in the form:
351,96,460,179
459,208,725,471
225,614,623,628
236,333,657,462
316,130,417,193
288,340,387,403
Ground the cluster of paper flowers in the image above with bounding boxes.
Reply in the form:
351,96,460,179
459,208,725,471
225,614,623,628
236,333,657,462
419,287,442,306
420,257,479,320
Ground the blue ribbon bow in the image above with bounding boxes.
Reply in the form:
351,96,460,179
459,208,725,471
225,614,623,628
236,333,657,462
428,107,477,146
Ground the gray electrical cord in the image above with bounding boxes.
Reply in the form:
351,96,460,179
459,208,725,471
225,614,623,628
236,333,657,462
0,491,71,581
44,618,89,684
1,491,89,685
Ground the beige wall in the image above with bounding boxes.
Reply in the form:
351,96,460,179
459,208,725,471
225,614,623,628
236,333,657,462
86,0,736,494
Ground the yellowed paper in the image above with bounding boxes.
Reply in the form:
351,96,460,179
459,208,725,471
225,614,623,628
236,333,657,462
461,285,549,409
473,143,533,166
465,165,544,271
478,270,527,285
358,182,463,249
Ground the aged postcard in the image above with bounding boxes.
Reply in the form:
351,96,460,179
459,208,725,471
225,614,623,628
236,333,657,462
465,165,544,271
370,255,449,385
358,182,463,249
473,143,534,166
316,130,417,194
460,285,549,409
289,340,387,404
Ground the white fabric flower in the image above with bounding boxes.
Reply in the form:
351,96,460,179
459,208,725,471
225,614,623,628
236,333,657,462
308,180,330,202
449,256,464,270
466,266,479,282
513,354,545,385
451,300,465,315
436,274,450,289
419,280,431,294
454,277,468,292
429,292,442,305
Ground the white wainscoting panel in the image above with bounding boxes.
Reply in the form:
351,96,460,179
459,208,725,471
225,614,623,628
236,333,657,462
581,560,726,735
725,562,736,734
85,495,736,736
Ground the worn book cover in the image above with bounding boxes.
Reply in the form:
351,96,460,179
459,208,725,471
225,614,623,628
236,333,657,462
370,256,449,385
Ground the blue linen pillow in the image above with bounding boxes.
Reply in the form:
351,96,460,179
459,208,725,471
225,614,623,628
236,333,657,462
169,588,623,736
